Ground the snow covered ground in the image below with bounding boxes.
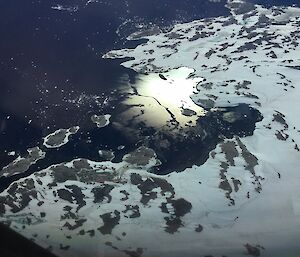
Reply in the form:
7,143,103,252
1,0,300,256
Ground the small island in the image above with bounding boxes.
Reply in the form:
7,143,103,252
43,126,80,149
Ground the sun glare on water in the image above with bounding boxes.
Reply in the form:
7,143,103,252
121,67,206,131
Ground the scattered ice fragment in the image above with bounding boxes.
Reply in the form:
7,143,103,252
7,151,16,156
117,145,125,150
51,5,78,12
98,150,115,161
